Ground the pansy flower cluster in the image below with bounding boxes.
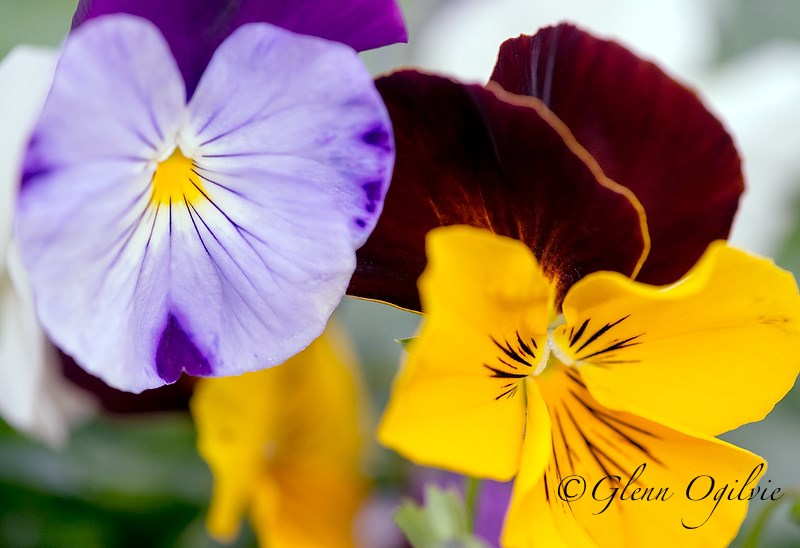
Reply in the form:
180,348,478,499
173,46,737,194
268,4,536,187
1,1,799,547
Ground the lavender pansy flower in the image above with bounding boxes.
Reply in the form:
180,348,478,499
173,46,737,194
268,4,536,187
17,15,394,392
72,0,408,96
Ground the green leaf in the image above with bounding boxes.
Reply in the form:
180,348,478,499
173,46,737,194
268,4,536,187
790,498,800,528
394,485,489,548
394,337,417,350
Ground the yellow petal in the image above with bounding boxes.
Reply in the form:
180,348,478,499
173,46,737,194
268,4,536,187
191,322,369,547
552,241,800,436
252,460,367,548
191,368,277,541
503,368,766,547
513,379,553,495
379,226,553,480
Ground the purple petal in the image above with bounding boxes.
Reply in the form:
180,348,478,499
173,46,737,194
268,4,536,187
474,480,513,547
185,22,394,246
72,0,408,96
17,16,183,391
17,16,392,392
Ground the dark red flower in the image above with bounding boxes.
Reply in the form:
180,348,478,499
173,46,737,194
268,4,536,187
349,24,743,311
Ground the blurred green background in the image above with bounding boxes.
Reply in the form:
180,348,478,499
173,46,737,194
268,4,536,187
0,0,798,546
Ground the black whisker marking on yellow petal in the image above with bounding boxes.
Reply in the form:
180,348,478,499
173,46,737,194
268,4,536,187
570,318,590,347
496,385,520,400
574,315,630,353
487,334,541,399
564,369,587,388
554,410,577,471
492,336,534,367
543,472,550,503
483,364,528,379
497,356,518,371
569,390,663,466
577,333,644,361
590,359,640,366
564,406,621,485
516,330,536,358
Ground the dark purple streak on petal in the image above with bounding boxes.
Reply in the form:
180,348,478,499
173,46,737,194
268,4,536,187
155,313,214,383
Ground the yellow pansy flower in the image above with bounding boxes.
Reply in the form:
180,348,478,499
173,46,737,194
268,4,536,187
191,324,369,548
379,225,800,547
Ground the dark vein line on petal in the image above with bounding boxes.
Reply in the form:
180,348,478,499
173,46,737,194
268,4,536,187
541,24,561,108
198,102,310,147
495,385,519,400
184,201,273,338
575,315,630,353
554,410,577,471
184,198,278,330
564,406,618,484
185,199,273,298
516,331,536,358
570,319,590,347
491,336,533,367
191,168,249,200
577,334,644,361
568,390,662,466
543,473,550,503
188,176,290,288
194,105,225,139
104,189,153,273
129,203,161,300
530,32,542,99
483,364,528,379
123,64,166,144
192,167,336,280
565,375,659,439
551,431,563,484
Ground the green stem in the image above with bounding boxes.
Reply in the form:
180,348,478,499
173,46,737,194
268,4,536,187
464,476,481,532
743,488,800,548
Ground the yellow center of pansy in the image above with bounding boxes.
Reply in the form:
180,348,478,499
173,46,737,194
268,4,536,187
151,149,206,207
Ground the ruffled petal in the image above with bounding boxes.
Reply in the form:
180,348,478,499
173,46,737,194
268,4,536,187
191,323,368,547
0,46,55,259
185,22,393,247
18,17,388,391
378,226,552,480
552,242,800,437
503,370,765,547
0,46,95,445
415,0,715,85
72,0,407,96
350,71,647,312
490,24,743,286
1,243,95,446
17,16,185,392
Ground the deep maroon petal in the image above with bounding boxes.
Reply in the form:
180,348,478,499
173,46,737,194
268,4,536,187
349,71,647,312
72,0,407,96
60,352,193,414
490,24,744,285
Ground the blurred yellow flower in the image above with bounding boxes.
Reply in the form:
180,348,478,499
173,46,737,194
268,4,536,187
379,225,800,547
191,323,369,548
